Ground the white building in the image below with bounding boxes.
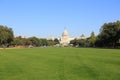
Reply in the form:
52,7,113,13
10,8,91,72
47,28,86,46
60,28,74,46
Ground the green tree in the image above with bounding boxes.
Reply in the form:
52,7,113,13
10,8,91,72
12,36,24,46
78,39,86,47
0,25,14,47
70,39,79,46
54,38,59,45
47,40,54,46
28,37,40,47
39,39,47,46
88,32,96,47
97,21,120,47
70,38,86,47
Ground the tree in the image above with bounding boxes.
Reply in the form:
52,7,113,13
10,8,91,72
78,39,86,47
70,39,79,47
47,40,54,46
39,39,47,46
70,38,86,47
12,36,24,46
96,21,120,47
0,25,14,47
28,37,40,47
87,32,97,47
54,38,59,45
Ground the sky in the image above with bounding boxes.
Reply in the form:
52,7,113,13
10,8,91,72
0,0,120,38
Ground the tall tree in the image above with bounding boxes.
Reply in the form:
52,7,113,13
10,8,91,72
97,21,120,47
88,32,96,47
0,25,14,46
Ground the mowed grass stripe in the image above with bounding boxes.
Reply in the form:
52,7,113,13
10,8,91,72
0,48,120,80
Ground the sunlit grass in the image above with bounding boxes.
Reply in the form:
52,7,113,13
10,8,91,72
0,48,120,80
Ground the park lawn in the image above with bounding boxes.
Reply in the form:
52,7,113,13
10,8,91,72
0,48,120,80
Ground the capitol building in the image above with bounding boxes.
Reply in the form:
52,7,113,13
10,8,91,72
59,28,86,46
47,28,86,46
60,28,74,46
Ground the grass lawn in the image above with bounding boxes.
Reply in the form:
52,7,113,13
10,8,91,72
0,47,120,80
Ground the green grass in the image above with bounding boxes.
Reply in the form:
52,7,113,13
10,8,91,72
0,48,120,80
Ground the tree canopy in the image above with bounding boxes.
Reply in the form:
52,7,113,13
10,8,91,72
87,32,97,47
0,25,14,46
96,21,120,47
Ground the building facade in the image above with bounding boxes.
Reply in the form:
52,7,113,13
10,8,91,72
60,28,74,46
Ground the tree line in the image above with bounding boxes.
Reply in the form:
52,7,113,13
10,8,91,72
0,25,59,47
11,36,59,47
70,21,120,48
0,20,120,48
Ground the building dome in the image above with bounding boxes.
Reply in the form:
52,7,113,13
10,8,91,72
60,28,74,46
62,28,69,36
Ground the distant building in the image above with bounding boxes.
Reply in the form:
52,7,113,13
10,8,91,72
79,34,86,40
47,37,54,40
14,36,27,39
60,28,74,46
75,34,86,40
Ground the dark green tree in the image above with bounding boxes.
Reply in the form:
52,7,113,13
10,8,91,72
28,37,40,47
54,38,59,45
70,39,79,46
78,39,86,47
70,38,86,47
39,39,47,46
0,25,14,47
97,21,120,47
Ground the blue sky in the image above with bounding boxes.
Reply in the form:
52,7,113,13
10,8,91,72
0,0,120,38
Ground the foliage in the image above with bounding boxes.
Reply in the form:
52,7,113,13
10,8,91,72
70,39,86,47
12,36,25,46
87,32,97,47
39,39,48,46
47,40,54,46
0,25,14,46
96,21,120,47
54,38,59,45
28,37,40,46
70,39,79,46
12,37,58,47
